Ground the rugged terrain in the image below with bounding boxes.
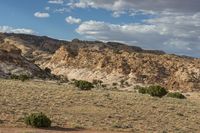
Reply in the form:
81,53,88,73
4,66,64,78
47,45,200,92
0,79,200,133
0,33,199,91
0,33,200,133
0,43,48,78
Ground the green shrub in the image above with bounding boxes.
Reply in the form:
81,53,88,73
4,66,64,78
24,112,51,128
19,75,30,82
167,92,186,99
138,87,148,94
138,85,168,98
74,80,94,90
147,85,168,97
10,74,30,82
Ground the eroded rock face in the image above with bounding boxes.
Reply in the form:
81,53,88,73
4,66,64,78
0,33,199,91
47,46,200,91
0,44,48,78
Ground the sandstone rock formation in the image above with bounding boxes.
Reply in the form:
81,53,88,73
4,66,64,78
0,33,199,91
0,42,49,78
46,45,200,91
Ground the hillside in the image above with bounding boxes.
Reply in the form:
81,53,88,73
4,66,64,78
46,45,200,91
0,41,49,78
0,33,199,91
0,79,200,132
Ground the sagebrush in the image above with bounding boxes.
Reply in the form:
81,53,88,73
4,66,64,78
24,112,51,128
138,85,168,97
167,92,186,99
74,80,94,90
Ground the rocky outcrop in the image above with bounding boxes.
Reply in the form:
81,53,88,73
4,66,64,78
46,46,200,92
0,44,49,78
0,33,199,91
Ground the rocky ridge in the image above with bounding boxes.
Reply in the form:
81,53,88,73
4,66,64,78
47,45,200,91
0,41,49,78
0,33,199,91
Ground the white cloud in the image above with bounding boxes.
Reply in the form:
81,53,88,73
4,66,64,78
68,0,200,13
0,26,35,34
146,12,200,37
68,0,200,20
76,20,159,41
65,16,81,24
67,1,87,8
34,12,50,18
48,0,64,4
112,11,126,18
49,0,200,57
54,8,71,13
76,12,200,57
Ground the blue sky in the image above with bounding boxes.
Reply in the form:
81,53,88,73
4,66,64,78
0,0,152,39
0,0,200,57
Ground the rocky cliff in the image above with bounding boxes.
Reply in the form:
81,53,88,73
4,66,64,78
46,45,200,91
0,42,49,78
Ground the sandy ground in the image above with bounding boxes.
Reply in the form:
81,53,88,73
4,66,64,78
0,127,123,133
0,79,200,133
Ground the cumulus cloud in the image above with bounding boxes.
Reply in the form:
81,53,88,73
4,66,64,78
68,0,200,13
0,26,35,34
112,11,126,18
76,20,162,42
53,0,200,57
65,16,81,24
34,12,50,18
48,0,64,4
76,12,200,57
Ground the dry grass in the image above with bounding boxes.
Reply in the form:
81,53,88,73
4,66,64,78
0,79,200,133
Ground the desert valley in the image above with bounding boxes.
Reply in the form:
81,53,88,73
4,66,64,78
0,33,200,133
0,0,200,132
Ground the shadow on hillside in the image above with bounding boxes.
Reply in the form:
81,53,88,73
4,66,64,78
41,126,85,132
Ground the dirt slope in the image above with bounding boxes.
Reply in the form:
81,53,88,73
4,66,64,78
0,79,200,133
